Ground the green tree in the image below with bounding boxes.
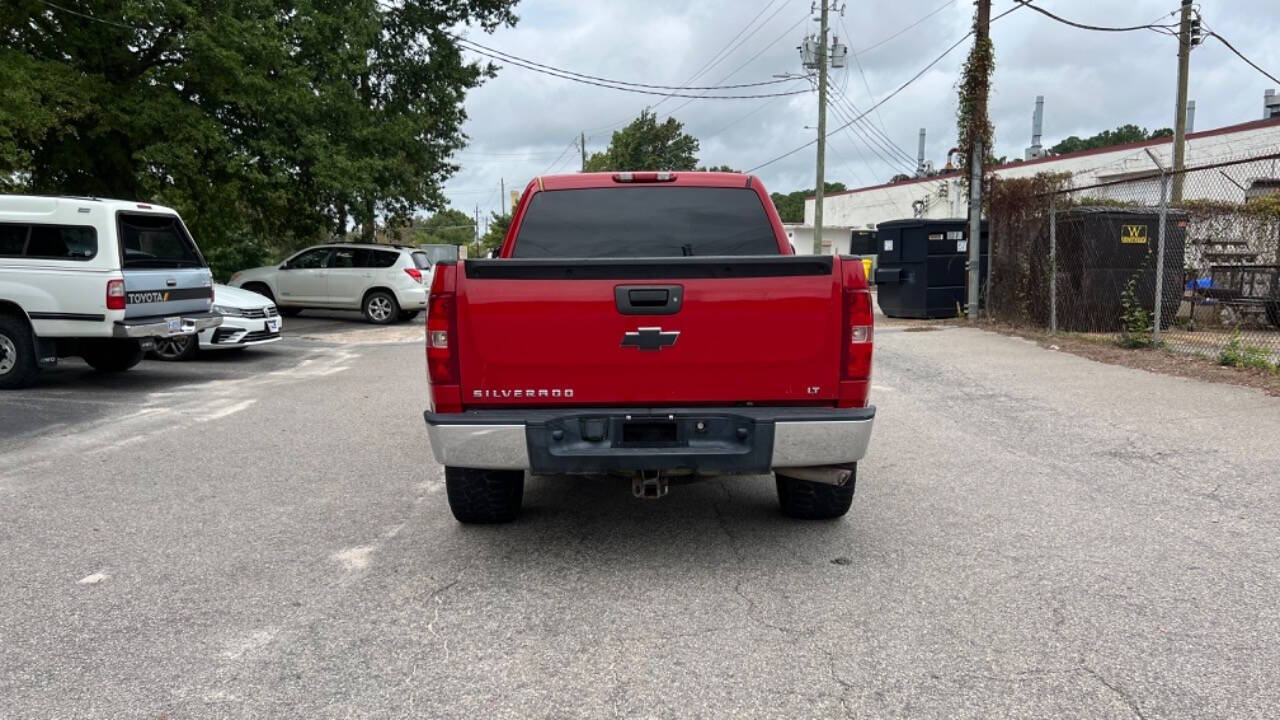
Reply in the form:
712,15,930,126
412,209,476,246
471,211,510,257
0,0,518,258
698,164,740,172
1050,124,1172,155
769,182,847,223
584,110,699,172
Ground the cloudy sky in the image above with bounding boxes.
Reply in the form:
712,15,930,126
443,0,1279,218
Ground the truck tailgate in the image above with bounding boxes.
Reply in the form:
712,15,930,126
117,211,213,317
457,256,841,407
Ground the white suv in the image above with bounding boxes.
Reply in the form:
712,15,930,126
0,195,220,389
229,244,431,324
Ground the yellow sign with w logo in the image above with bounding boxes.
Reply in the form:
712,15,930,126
1120,225,1148,244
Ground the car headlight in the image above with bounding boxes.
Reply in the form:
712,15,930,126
212,304,245,317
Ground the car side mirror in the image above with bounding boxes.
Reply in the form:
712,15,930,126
279,262,292,270
487,249,499,258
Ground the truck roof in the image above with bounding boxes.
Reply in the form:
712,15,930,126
0,194,182,218
534,171,759,192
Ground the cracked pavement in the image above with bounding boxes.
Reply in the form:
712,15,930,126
2,321,1278,718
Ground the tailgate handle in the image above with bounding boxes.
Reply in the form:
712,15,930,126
615,285,682,315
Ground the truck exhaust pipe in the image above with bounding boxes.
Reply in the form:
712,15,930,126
775,466,854,486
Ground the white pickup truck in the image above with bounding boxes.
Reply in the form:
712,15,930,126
0,195,221,389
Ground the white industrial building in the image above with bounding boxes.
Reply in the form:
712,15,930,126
792,103,1280,256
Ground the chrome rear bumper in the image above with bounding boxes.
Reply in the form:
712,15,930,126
423,407,875,472
114,312,222,339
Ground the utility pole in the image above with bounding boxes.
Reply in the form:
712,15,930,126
798,4,845,254
474,205,480,246
500,178,505,213
580,131,587,172
966,0,990,320
812,1,830,255
1171,0,1193,202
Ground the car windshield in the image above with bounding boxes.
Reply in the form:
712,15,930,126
511,186,780,258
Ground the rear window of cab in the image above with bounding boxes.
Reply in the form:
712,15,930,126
0,223,97,260
511,186,779,258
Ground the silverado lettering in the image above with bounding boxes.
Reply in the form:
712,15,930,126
423,171,876,524
473,388,574,398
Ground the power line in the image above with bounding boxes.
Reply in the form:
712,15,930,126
456,149,572,158
1012,0,1178,35
667,10,813,116
452,36,806,91
839,11,891,140
36,0,147,30
651,0,786,112
828,82,918,169
746,3,1024,173
826,92,918,175
854,0,953,56
539,136,580,176
457,42,813,99
1204,28,1280,85
823,88,912,184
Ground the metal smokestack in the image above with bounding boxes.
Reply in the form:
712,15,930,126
1186,100,1195,133
1266,89,1279,119
1026,95,1045,160
917,128,926,176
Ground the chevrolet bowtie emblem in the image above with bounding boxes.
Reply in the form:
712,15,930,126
621,327,680,351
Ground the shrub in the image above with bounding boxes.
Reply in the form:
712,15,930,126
1117,271,1156,348
203,238,273,283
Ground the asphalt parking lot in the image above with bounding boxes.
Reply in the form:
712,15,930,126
3,316,1279,718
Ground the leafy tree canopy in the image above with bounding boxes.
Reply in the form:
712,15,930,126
769,182,847,223
412,209,476,247
0,0,518,259
1050,124,1174,155
584,110,699,172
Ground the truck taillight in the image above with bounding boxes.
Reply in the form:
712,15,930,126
106,279,126,310
839,257,873,407
844,289,873,380
426,264,461,412
405,267,423,283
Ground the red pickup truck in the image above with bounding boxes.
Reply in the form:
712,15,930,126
423,171,875,523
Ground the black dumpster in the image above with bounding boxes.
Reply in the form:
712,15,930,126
873,218,988,318
1051,207,1186,332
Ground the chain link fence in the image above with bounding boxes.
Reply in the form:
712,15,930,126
988,151,1280,370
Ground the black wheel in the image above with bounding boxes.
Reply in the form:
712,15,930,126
445,466,524,524
82,340,144,373
0,315,40,390
398,310,420,322
1266,302,1280,329
241,282,274,302
363,290,399,325
776,465,856,520
149,334,198,361
279,307,303,317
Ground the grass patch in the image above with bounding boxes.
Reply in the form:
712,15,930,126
1218,331,1278,372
